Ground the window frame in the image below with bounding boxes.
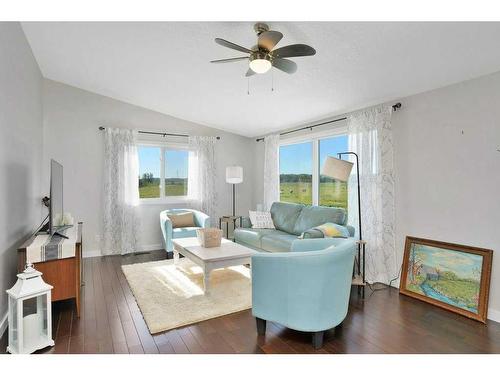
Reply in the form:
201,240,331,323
137,140,191,205
279,123,348,207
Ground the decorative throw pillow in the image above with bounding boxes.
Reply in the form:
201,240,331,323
300,222,349,239
168,212,195,228
249,211,275,229
300,228,324,239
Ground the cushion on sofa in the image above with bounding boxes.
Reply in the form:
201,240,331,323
292,205,347,235
260,233,298,253
172,226,201,238
300,228,324,239
270,202,304,234
234,228,287,249
301,222,350,239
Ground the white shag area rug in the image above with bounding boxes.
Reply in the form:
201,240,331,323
121,258,252,334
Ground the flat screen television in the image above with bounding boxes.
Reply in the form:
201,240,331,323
49,159,69,238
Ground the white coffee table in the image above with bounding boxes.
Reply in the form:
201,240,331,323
172,237,258,293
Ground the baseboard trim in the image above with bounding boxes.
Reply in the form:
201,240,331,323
488,308,500,323
82,244,163,258
83,249,102,258
139,243,163,252
0,311,7,340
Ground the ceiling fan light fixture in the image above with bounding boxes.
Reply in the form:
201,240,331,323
249,53,271,74
211,23,316,77
249,58,271,74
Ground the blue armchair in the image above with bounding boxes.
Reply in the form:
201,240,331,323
251,238,356,349
160,208,210,254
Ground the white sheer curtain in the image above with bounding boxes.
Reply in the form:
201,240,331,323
263,134,280,211
347,105,396,284
102,127,140,255
187,136,217,223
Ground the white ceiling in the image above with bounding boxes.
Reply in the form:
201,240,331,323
22,22,500,137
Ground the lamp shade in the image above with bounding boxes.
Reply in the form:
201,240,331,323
321,156,354,182
226,166,243,184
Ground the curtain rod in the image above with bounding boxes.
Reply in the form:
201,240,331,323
255,102,402,142
98,126,221,140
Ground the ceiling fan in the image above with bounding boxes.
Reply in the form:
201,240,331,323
210,23,316,77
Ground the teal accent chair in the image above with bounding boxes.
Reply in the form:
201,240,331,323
160,209,210,255
251,238,356,349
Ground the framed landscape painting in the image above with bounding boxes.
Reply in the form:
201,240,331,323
400,237,493,323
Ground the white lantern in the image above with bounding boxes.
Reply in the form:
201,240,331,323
6,264,54,354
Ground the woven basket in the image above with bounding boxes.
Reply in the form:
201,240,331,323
196,228,223,248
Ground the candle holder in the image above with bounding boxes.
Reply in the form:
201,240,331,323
6,263,54,354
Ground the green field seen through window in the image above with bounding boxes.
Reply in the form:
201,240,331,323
138,178,187,198
280,180,347,209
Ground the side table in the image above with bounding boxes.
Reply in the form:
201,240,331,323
18,222,83,317
219,215,242,241
352,240,366,298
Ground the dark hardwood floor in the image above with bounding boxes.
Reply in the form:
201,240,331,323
2,250,500,354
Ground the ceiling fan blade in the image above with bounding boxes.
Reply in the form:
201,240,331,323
272,58,298,74
258,30,283,51
271,44,316,59
215,38,252,54
245,68,256,77
210,57,249,63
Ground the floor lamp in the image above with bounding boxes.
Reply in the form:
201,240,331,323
226,166,243,217
322,152,366,298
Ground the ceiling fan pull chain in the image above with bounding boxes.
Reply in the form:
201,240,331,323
247,77,250,95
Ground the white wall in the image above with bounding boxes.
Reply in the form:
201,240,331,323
393,71,500,320
42,79,255,256
0,23,44,328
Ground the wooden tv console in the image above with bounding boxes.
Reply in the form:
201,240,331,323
17,222,83,317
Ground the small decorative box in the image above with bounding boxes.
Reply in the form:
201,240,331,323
196,228,223,248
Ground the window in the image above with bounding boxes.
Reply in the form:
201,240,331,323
319,136,349,209
279,142,313,205
138,146,161,198
164,149,188,196
138,145,189,201
279,133,348,208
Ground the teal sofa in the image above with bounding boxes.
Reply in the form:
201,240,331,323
160,208,210,255
252,238,357,348
234,202,355,253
